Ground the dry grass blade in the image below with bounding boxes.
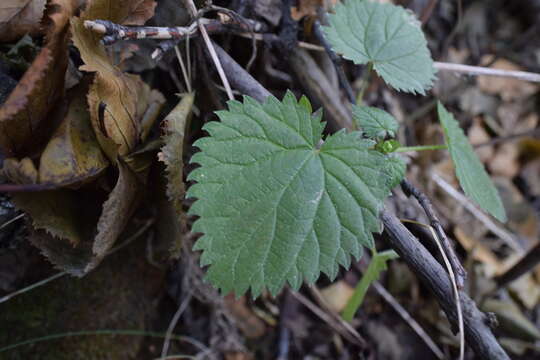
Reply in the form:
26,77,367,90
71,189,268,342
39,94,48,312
161,294,193,359
402,219,464,360
183,0,233,100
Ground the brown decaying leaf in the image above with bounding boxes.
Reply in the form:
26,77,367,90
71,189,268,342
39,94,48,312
0,0,76,158
224,295,266,339
319,280,354,313
291,0,337,21
38,79,109,186
157,93,193,258
12,160,139,275
2,157,38,184
85,160,139,272
12,189,88,246
159,93,194,214
122,0,157,25
70,0,162,159
0,0,46,42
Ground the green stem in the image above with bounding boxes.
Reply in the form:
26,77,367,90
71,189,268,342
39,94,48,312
341,250,399,322
395,144,447,153
356,62,373,106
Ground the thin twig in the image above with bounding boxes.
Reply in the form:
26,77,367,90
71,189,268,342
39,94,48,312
212,43,270,102
0,212,24,231
430,172,523,253
184,0,233,100
0,271,67,304
161,294,193,359
401,179,467,288
495,241,540,288
434,62,540,83
276,289,296,360
0,219,154,304
83,20,540,85
420,0,439,25
174,45,192,93
289,290,366,347
357,62,373,105
312,19,356,105
474,127,540,149
372,281,445,359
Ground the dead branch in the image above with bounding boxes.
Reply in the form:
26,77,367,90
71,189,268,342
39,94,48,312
381,210,509,360
495,241,540,288
401,179,467,288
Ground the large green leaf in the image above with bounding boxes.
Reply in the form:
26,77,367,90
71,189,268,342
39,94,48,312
323,0,436,94
187,92,397,297
353,105,399,140
437,102,507,222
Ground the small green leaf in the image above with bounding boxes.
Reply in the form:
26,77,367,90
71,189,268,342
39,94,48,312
353,106,398,140
324,0,436,94
381,154,406,188
437,102,507,222
342,249,399,321
187,92,398,297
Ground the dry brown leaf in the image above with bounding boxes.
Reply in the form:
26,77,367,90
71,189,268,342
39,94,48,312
155,93,193,258
494,177,539,241
468,117,494,162
0,0,46,42
319,280,354,313
291,0,339,21
497,104,538,135
0,0,76,157
12,189,88,246
224,295,266,338
159,93,194,213
38,79,109,186
11,160,139,275
454,226,502,277
123,0,157,25
489,143,519,178
85,160,138,272
477,56,539,102
2,157,38,184
482,298,540,341
71,0,162,159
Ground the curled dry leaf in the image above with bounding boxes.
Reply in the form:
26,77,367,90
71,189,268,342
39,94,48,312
0,0,47,42
85,160,138,272
38,78,109,186
0,0,76,157
157,93,194,258
11,160,139,275
159,93,194,213
70,0,162,159
12,190,88,246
